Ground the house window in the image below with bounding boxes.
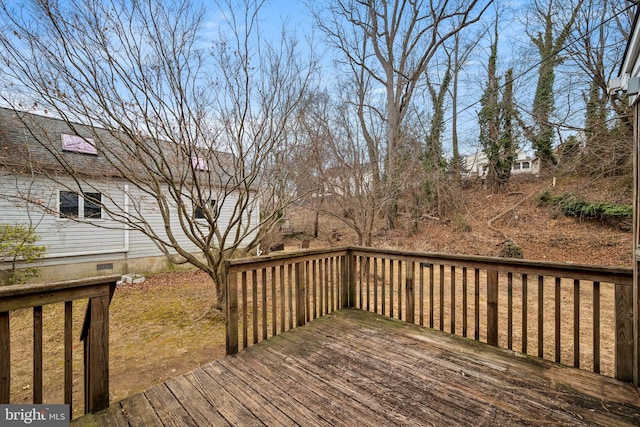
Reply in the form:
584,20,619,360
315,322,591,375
59,191,102,219
514,163,521,170
522,162,530,169
194,200,216,220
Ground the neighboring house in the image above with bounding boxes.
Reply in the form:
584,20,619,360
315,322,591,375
0,107,257,282
461,149,540,178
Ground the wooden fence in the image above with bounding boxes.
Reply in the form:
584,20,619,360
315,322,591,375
0,275,119,414
225,247,634,381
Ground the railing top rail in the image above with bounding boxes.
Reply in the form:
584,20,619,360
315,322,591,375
0,274,121,312
349,246,633,285
227,246,631,285
226,247,350,273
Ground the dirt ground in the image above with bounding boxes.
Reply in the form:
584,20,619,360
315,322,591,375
8,174,634,417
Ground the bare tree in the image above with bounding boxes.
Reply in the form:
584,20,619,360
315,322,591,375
314,0,490,229
0,0,316,309
522,0,583,171
563,0,634,176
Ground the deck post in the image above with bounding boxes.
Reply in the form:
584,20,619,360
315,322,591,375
615,283,634,382
344,251,356,308
295,262,306,326
225,262,239,355
83,293,110,414
487,269,499,346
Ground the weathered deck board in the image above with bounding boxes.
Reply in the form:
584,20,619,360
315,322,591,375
72,309,640,426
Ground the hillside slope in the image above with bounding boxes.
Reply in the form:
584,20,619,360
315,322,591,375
286,175,633,267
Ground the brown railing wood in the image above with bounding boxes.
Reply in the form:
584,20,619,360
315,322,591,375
0,275,118,414
224,247,634,382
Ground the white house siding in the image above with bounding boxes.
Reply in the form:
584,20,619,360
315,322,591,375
0,174,259,281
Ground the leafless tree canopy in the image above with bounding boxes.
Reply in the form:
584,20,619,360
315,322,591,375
0,0,317,307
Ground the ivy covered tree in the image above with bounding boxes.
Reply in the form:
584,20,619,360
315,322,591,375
478,24,518,194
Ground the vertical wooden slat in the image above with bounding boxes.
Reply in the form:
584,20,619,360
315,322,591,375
389,260,395,319
271,266,277,337
522,274,528,354
474,268,480,341
373,258,379,314
593,281,600,374
555,277,561,363
288,264,293,330
241,271,248,349
65,301,73,412
538,275,544,358
419,263,425,326
382,258,386,316
359,257,364,309
398,260,403,321
312,260,317,320
366,257,371,311
487,270,499,347
329,257,335,312
346,254,355,308
262,269,267,340
319,259,324,316
507,272,513,350
225,265,238,355
84,294,110,414
430,264,435,329
324,258,329,314
296,262,305,327
305,261,310,322
615,283,633,381
439,264,445,331
462,267,468,338
280,266,285,333
406,261,415,324
574,279,581,368
33,305,43,404
252,270,258,345
0,311,9,404
451,266,456,334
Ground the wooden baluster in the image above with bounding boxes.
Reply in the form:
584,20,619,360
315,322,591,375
288,264,293,330
462,267,468,338
430,264,435,329
507,272,513,350
474,269,480,341
242,271,248,349
280,265,285,333
538,276,544,358
389,260,394,319
33,305,43,404
271,266,277,337
65,301,73,413
487,270,499,347
252,270,258,345
381,259,386,316
439,265,445,331
574,279,580,368
406,261,415,324
593,281,600,374
419,263,425,326
373,258,378,314
555,277,561,363
262,268,267,341
522,274,528,354
451,266,456,334
312,260,317,320
0,311,9,404
398,260,403,320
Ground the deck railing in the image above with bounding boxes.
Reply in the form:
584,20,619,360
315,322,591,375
225,247,634,381
0,275,119,414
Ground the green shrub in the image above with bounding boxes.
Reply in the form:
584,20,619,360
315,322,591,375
498,241,523,259
0,224,46,284
536,191,632,223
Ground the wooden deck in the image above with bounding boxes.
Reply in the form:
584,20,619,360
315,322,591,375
73,309,640,426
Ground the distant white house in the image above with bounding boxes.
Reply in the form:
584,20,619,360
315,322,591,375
461,149,540,178
0,108,258,282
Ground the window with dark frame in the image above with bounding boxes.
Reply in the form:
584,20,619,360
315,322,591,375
195,199,216,220
59,191,103,219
